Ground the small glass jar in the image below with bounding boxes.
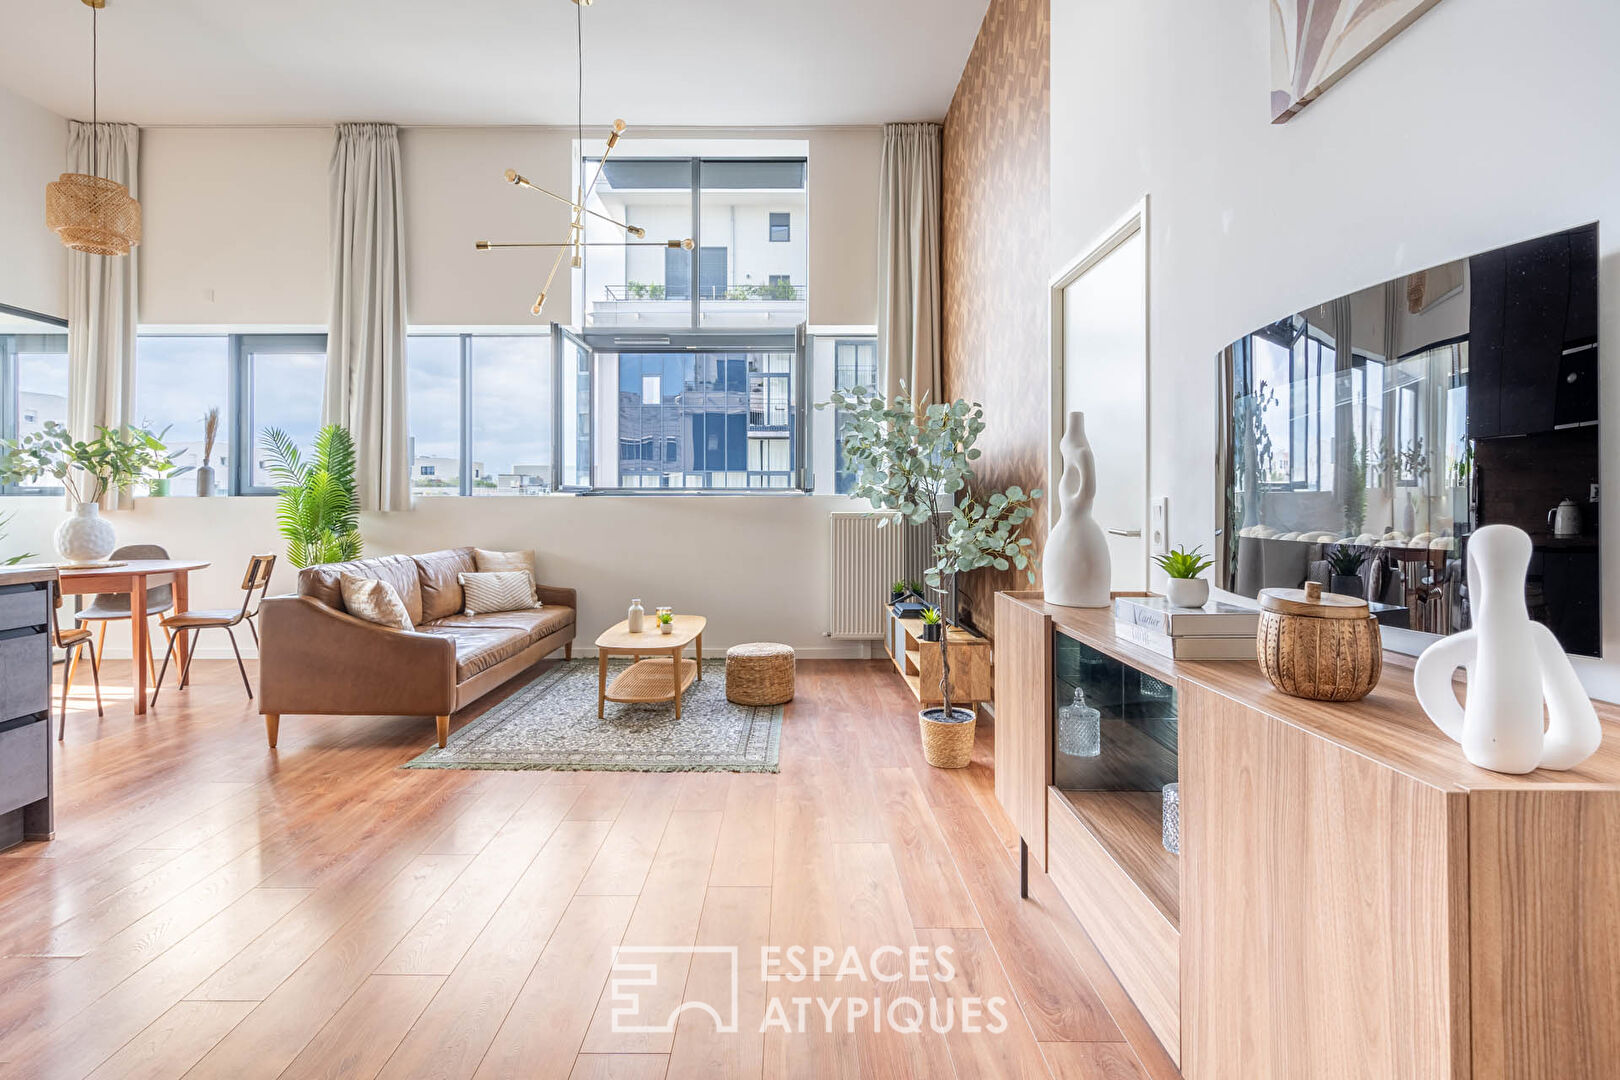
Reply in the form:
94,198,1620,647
1162,783,1180,854
1056,687,1102,758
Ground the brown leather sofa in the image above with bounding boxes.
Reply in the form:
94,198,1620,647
258,547,575,748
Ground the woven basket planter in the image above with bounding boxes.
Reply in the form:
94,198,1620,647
726,642,795,706
919,708,976,769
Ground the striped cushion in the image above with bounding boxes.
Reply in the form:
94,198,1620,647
473,548,539,604
458,571,539,616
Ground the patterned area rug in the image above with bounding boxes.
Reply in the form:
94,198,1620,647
402,658,782,773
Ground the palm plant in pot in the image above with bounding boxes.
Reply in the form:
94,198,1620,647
822,384,1039,769
1154,545,1214,608
0,421,176,564
261,424,363,568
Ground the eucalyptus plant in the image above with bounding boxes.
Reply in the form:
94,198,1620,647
0,420,177,505
820,383,1040,721
261,424,363,569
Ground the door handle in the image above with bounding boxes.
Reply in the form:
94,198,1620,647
1107,528,1143,537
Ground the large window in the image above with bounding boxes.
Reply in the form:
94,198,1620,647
405,333,552,497
831,338,878,495
135,332,326,495
0,305,69,495
556,326,806,491
579,157,808,330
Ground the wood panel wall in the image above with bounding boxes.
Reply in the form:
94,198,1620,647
942,0,1051,637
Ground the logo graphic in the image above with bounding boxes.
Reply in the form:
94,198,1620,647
609,945,740,1034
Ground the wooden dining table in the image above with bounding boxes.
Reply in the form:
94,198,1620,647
56,559,210,715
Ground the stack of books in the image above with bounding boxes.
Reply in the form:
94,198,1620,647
1112,594,1260,660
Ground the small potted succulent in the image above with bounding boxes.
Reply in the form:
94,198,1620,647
1326,544,1368,598
1154,544,1215,608
920,606,943,642
657,609,675,635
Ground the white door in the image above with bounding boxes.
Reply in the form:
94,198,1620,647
1055,212,1149,591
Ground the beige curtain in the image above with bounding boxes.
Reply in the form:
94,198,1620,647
66,121,140,510
878,122,942,405
325,122,411,512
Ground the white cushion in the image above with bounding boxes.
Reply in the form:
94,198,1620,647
474,548,538,603
339,573,413,630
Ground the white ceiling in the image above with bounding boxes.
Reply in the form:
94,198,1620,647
0,0,991,127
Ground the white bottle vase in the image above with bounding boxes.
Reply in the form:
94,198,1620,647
627,599,645,634
1414,524,1602,774
1043,411,1112,608
55,502,116,565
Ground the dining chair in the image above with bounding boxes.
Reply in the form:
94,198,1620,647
49,581,103,740
151,554,276,704
73,543,174,685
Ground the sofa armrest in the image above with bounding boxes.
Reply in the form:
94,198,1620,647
534,583,576,613
259,595,457,716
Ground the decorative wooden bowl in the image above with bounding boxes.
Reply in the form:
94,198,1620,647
1256,582,1382,701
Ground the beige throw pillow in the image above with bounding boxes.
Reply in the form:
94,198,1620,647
460,571,540,616
474,548,538,603
339,573,413,630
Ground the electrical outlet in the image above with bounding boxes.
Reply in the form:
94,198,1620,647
1151,497,1169,555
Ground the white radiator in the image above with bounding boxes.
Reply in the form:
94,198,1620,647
827,511,903,638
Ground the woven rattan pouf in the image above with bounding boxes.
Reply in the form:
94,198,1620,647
726,642,796,706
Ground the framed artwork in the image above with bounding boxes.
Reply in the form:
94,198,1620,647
1271,0,1444,122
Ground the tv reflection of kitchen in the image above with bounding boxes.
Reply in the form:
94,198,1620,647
1216,222,1600,656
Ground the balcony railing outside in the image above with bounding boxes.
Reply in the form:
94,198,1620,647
602,283,807,302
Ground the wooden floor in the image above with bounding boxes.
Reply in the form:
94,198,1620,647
0,658,1181,1080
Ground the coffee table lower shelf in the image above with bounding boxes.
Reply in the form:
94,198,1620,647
604,657,699,715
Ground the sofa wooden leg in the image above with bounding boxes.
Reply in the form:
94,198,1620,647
264,713,279,748
436,714,450,748
565,642,573,660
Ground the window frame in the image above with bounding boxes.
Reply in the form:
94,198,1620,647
579,156,808,330
406,330,555,498
769,211,791,243
0,302,69,496
231,333,329,496
551,323,811,494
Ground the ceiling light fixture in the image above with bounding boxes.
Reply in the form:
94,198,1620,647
474,0,692,316
45,0,142,257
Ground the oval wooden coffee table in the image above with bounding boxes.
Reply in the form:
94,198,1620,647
594,615,706,719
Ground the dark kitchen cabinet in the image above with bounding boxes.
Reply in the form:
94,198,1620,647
0,569,57,851
1467,222,1598,438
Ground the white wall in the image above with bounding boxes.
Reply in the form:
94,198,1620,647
808,127,882,327
0,84,67,318
1050,0,1620,697
0,492,868,660
139,127,329,326
137,124,881,328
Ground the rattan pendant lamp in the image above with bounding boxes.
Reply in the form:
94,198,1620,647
45,0,142,257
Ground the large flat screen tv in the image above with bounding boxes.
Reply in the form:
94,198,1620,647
1216,223,1600,656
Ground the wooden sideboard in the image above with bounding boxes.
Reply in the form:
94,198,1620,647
0,566,57,851
993,590,1620,1080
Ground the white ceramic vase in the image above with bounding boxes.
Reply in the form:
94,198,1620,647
1414,524,1602,774
55,503,116,565
1165,577,1209,608
1043,411,1111,608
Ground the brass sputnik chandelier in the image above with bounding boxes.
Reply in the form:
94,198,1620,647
476,0,692,316
46,0,142,256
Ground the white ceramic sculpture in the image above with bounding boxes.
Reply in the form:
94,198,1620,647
1413,524,1602,774
1044,411,1111,608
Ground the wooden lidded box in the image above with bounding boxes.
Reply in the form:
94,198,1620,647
1256,581,1382,701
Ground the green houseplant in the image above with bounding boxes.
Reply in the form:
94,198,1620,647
261,424,363,569
920,606,943,642
1153,544,1214,608
0,421,176,563
821,383,1040,768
